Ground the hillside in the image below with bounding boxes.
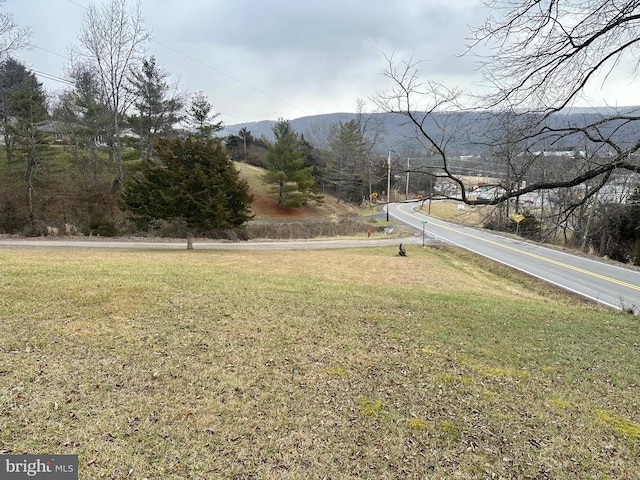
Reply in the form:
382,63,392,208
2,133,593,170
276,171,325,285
234,162,365,220
224,107,640,156
0,148,366,236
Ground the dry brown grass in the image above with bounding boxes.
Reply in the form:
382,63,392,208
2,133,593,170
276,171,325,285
1,246,639,479
418,200,490,227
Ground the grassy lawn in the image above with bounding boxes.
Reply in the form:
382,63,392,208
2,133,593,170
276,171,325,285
1,246,639,479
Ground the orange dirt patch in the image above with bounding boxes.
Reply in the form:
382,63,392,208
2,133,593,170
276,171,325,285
236,161,364,220
250,191,358,220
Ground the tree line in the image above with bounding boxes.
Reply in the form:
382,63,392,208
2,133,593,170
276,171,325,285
0,47,387,237
2,0,640,264
0,0,398,239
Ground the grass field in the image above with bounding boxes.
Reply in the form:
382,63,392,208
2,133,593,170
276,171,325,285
1,245,639,479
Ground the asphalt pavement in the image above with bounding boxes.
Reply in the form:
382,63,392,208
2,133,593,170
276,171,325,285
387,202,640,313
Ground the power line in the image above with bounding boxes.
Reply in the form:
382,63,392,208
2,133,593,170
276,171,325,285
63,0,311,119
152,39,311,117
32,45,69,60
30,68,73,86
65,0,88,10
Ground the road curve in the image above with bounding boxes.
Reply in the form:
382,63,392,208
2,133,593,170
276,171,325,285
387,202,640,313
5,206,639,312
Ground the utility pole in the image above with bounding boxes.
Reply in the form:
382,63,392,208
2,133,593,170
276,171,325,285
242,133,247,162
406,157,410,199
386,150,392,222
429,168,433,215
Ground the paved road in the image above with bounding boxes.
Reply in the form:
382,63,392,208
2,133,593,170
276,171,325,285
388,202,640,313
4,206,639,312
0,236,416,251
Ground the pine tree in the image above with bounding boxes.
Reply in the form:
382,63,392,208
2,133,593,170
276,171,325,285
121,135,253,233
264,119,322,207
128,56,184,159
327,119,368,203
0,58,48,225
187,91,222,138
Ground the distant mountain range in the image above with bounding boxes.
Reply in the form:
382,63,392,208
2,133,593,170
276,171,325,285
222,107,640,157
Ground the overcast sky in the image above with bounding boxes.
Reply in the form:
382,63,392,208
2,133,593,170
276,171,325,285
5,0,640,129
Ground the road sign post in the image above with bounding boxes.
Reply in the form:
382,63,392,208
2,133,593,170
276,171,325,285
422,220,428,246
513,213,524,236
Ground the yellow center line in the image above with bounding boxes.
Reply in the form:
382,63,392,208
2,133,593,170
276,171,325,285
400,206,640,292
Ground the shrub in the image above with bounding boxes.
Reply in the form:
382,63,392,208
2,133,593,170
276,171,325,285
88,218,119,237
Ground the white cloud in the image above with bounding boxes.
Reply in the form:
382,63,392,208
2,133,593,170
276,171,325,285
4,0,639,127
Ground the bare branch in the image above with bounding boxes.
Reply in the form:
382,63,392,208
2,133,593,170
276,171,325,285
373,56,469,193
0,1,30,60
74,0,150,187
469,0,640,112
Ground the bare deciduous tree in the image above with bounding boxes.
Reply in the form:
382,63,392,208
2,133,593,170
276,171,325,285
468,0,640,238
469,0,640,113
375,1,640,221
0,1,30,61
75,0,149,189
373,55,477,203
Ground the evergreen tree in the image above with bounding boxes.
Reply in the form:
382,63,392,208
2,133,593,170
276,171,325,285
56,63,112,148
0,58,47,170
128,56,183,159
0,58,48,225
264,119,321,207
187,91,222,138
226,127,269,166
120,135,253,233
326,119,368,203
